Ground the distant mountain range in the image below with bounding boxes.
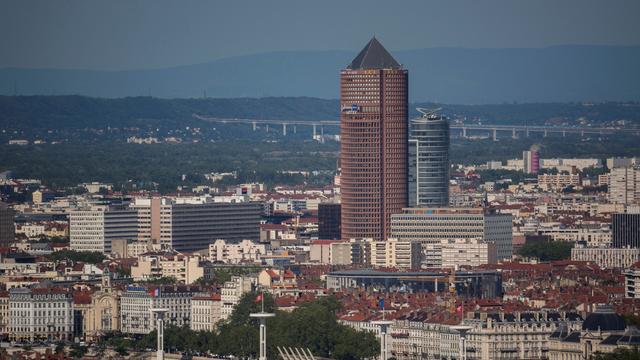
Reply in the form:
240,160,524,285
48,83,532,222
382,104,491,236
1,45,639,104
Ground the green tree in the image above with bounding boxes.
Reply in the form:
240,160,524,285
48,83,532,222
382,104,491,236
47,250,106,264
518,241,574,261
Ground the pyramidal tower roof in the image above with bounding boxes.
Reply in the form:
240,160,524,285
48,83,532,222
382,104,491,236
347,37,401,70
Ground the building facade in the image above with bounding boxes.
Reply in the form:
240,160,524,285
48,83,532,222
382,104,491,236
440,238,497,269
158,197,261,252
69,206,138,253
571,245,640,269
612,213,640,248
208,239,267,264
8,287,74,341
609,167,640,205
340,37,408,241
318,202,341,240
220,276,255,320
408,110,449,207
120,285,200,334
190,293,222,332
523,150,540,174
390,207,513,266
0,203,15,246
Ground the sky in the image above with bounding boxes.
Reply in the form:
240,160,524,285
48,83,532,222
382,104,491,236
2,0,640,70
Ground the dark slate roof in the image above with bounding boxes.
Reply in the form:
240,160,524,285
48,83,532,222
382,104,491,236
347,37,401,70
564,332,581,343
550,324,570,339
617,327,640,345
582,304,626,332
601,334,624,345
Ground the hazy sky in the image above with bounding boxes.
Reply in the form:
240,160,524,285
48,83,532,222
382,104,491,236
2,0,640,70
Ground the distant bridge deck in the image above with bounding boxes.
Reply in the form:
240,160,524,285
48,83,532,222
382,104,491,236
192,114,640,138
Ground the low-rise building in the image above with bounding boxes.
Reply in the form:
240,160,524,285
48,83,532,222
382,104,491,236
258,269,297,289
571,244,640,269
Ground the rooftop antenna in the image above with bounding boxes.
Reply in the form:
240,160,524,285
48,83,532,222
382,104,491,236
416,107,442,117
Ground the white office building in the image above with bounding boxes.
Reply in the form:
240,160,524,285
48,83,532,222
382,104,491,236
69,206,138,253
390,208,513,267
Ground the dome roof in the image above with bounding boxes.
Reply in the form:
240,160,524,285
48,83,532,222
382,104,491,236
582,304,626,332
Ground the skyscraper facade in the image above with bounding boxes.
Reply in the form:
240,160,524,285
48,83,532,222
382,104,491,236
340,38,408,241
408,109,450,207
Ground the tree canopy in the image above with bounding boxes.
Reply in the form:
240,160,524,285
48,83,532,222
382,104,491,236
517,241,574,261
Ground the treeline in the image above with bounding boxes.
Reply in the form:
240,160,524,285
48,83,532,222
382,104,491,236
0,141,338,192
105,294,378,360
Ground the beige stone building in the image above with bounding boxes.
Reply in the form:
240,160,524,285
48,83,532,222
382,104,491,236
190,293,222,332
73,273,120,340
221,276,255,320
548,305,639,359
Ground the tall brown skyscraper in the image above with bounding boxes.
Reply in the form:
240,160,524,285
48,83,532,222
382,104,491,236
340,38,408,241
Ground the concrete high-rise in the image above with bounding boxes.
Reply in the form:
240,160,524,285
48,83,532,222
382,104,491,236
523,149,540,174
340,37,408,241
408,109,450,207
318,202,341,240
612,213,640,248
0,202,15,246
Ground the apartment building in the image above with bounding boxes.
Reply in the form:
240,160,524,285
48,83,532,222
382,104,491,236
208,239,268,264
609,167,640,205
190,293,222,332
9,287,74,341
368,238,422,269
120,285,200,334
130,251,205,284
440,238,497,269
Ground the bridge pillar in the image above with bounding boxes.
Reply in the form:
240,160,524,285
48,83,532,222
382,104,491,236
512,128,517,139
462,127,467,138
320,126,325,143
312,124,317,139
544,130,548,137
282,123,287,136
526,128,530,137
293,125,297,134
493,129,498,141
266,124,269,132
562,131,566,137
252,122,257,131
581,130,585,137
